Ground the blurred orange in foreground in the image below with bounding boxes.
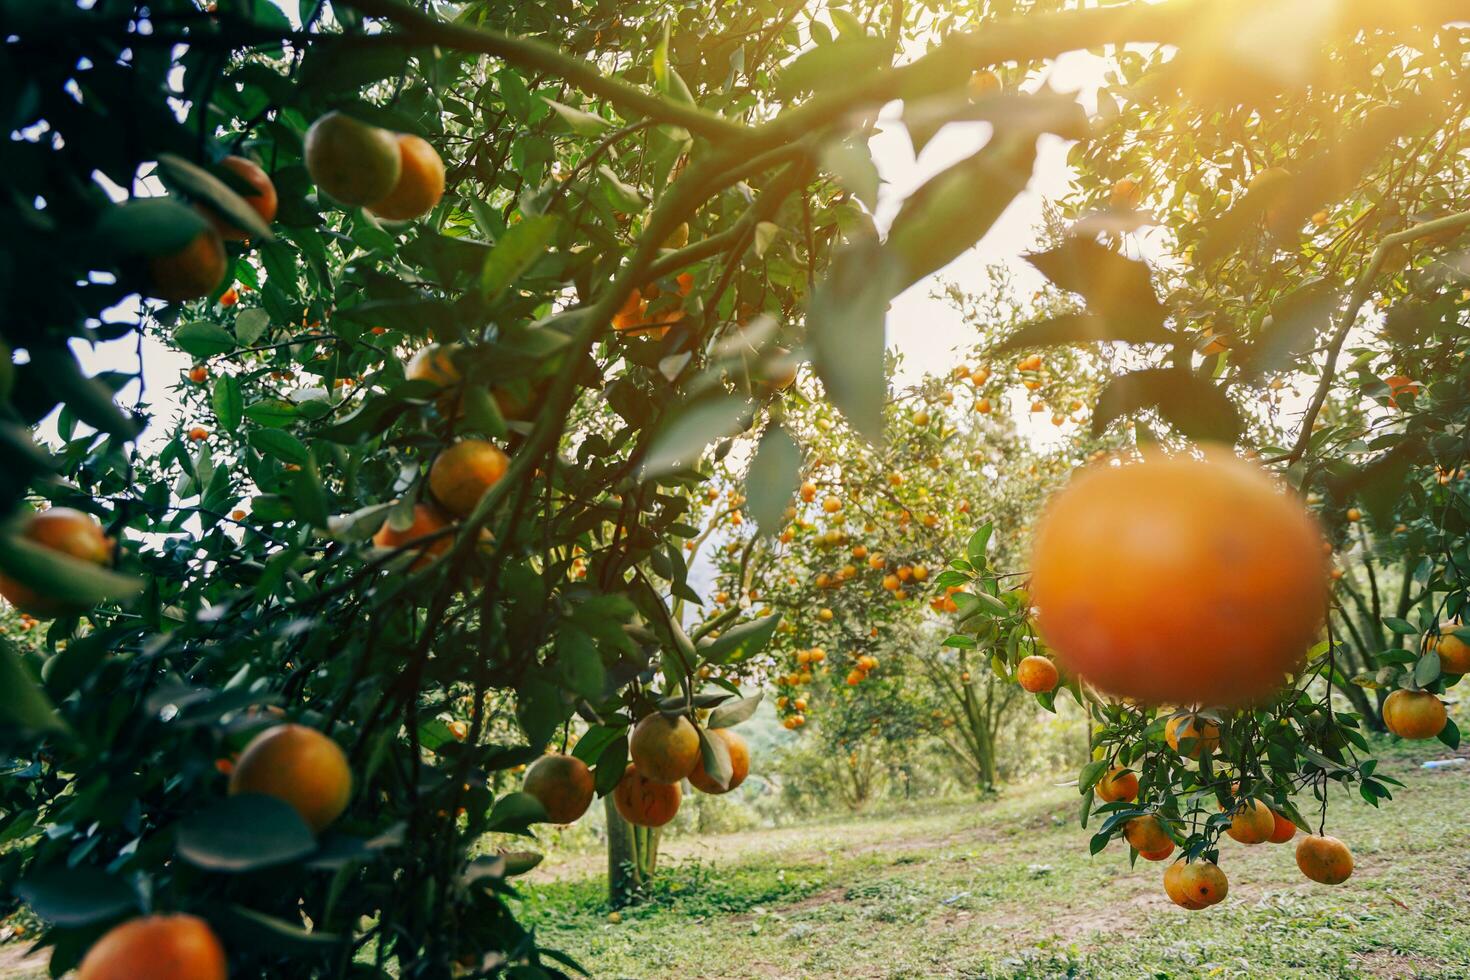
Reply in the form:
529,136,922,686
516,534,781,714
1029,450,1327,706
78,914,226,980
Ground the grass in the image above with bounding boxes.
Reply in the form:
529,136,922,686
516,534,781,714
517,742,1470,979
2,743,1463,979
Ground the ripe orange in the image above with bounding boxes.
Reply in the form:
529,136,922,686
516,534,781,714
148,225,227,302
687,728,750,795
77,914,227,980
1266,809,1298,844
968,69,1002,99
188,365,208,384
1163,860,1228,910
628,713,701,783
371,502,452,569
1030,451,1327,706
1384,375,1421,409
1164,714,1221,760
1094,766,1139,803
1296,834,1353,884
304,111,402,206
1430,623,1470,674
208,155,277,239
1223,798,1275,845
429,440,509,517
1381,689,1447,739
228,723,351,832
1109,178,1142,209
188,426,209,441
1124,814,1172,857
1016,655,1059,693
369,134,446,221
612,764,681,827
0,508,112,617
406,343,462,387
522,753,595,823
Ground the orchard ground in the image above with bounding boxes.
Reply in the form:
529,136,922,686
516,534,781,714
517,738,1468,980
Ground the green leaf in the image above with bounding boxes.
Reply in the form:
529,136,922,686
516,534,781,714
640,394,751,478
820,138,882,210
0,636,66,735
249,428,310,465
778,37,892,97
219,904,344,954
809,236,899,444
463,385,508,440
1092,368,1242,444
696,725,734,790
1437,717,1461,749
212,375,243,431
488,791,548,832
26,347,142,439
885,133,1036,292
708,691,763,729
244,399,299,428
235,308,271,346
1078,759,1109,793
1414,651,1442,687
15,867,139,927
942,634,977,648
98,198,209,256
157,152,275,242
1023,239,1165,330
174,321,237,358
542,98,609,136
967,524,993,567
177,795,317,872
0,531,141,613
701,615,781,665
482,214,559,304
993,312,1172,353
556,628,606,699
746,426,802,536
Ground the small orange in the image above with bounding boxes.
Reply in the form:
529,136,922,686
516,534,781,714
1094,767,1139,803
1381,689,1447,740
369,134,446,221
1016,655,1059,693
1295,834,1353,884
77,914,227,980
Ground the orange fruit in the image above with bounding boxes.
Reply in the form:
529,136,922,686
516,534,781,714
1295,834,1353,884
686,728,750,795
612,764,681,827
1016,655,1059,693
228,723,351,832
1164,714,1221,760
371,502,452,569
188,426,209,441
628,713,701,783
0,508,112,617
522,753,595,824
1431,623,1470,674
429,440,509,518
369,134,446,220
1384,375,1421,409
188,365,208,384
968,70,1001,99
1109,178,1142,209
1030,451,1327,706
1224,798,1275,845
77,914,227,980
207,155,277,239
1266,809,1298,844
1163,860,1228,909
406,343,462,387
1124,814,1172,857
147,225,227,302
1094,767,1139,803
304,111,402,206
1381,689,1447,739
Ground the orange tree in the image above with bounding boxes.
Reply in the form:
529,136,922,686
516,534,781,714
702,340,1113,793
936,0,1469,910
2,0,1465,975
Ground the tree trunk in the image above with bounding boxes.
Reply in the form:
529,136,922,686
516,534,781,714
604,795,660,907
